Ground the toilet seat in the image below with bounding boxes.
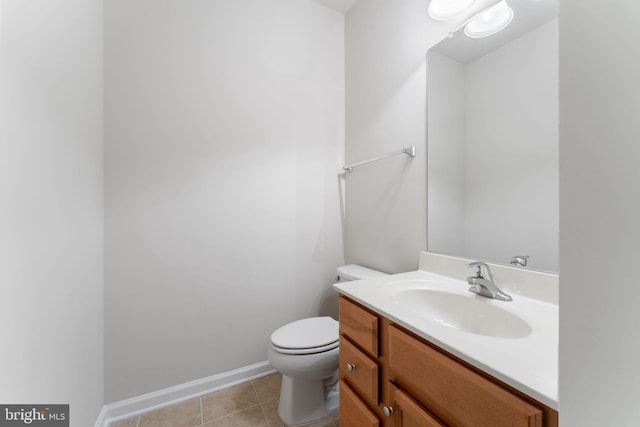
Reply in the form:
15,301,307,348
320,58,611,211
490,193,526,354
271,317,338,355
272,341,339,355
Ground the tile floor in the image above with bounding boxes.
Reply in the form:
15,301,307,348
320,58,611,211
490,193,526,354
108,373,340,427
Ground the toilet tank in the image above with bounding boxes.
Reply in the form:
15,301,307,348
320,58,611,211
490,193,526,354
336,264,387,282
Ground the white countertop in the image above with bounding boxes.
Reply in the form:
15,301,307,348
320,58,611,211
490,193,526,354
333,255,559,410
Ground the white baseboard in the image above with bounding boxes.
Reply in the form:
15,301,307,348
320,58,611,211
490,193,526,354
100,361,275,426
94,406,107,427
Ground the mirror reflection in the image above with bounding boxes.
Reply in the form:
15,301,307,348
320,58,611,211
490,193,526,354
427,0,559,272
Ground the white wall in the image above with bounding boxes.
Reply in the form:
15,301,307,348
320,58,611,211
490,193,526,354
344,0,497,273
105,0,345,402
427,51,466,257
344,0,426,273
0,1,104,426
560,1,640,425
464,19,559,271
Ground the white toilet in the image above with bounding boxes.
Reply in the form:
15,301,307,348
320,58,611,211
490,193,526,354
268,264,387,426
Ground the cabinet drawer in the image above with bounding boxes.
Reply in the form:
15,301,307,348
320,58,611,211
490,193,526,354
388,325,543,427
391,384,446,427
340,337,379,405
340,380,380,427
339,296,379,356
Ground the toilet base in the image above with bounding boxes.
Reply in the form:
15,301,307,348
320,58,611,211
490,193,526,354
277,372,339,426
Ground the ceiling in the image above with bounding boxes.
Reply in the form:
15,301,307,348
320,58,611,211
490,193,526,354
311,0,358,14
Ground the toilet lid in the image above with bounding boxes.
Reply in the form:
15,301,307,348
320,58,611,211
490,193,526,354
271,317,338,352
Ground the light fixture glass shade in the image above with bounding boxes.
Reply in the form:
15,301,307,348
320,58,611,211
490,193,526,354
464,0,514,38
428,0,476,20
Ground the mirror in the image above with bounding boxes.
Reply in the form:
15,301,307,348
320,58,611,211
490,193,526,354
427,0,559,272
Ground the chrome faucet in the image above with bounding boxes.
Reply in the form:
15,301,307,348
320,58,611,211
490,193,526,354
467,261,512,302
510,255,529,267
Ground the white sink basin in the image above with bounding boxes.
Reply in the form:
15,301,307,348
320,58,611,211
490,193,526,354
393,287,532,339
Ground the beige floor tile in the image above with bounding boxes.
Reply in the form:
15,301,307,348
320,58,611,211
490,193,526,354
331,411,340,427
303,417,334,427
261,399,334,427
251,373,282,403
110,376,337,427
138,398,202,427
260,399,286,427
202,405,267,427
260,398,278,411
109,417,138,427
201,382,260,422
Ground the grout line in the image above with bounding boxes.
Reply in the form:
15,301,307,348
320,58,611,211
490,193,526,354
206,404,263,423
250,381,260,403
249,381,269,426
255,377,277,426
249,381,257,396
253,380,273,426
136,415,140,427
259,401,270,427
260,402,271,427
199,397,204,427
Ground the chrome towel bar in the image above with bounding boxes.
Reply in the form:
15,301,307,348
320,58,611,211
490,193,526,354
343,146,416,173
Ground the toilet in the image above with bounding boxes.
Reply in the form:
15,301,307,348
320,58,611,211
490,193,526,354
268,264,387,426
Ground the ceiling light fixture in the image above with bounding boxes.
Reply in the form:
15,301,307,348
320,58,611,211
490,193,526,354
464,0,514,38
428,0,476,20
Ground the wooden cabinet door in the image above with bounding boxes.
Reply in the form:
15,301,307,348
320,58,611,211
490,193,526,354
340,380,380,427
391,385,446,427
388,325,544,427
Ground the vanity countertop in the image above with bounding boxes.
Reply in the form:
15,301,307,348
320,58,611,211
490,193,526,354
333,253,559,410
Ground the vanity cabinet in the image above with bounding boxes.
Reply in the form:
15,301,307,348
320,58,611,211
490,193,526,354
338,296,558,427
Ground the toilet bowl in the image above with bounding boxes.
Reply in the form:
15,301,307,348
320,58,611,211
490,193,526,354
268,265,387,426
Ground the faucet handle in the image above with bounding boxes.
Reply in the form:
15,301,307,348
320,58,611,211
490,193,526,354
467,262,483,278
467,261,493,281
